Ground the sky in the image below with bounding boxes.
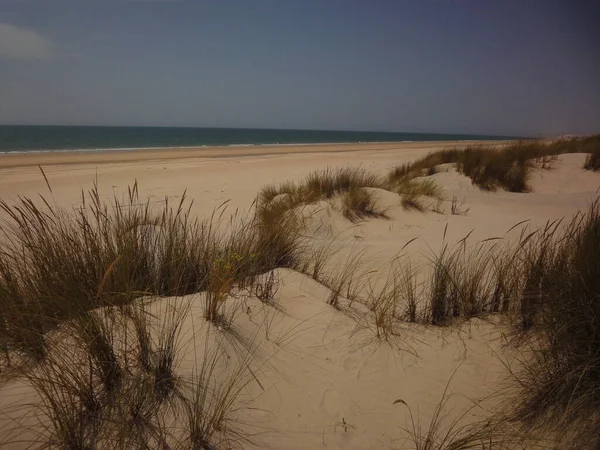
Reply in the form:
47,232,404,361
0,0,598,136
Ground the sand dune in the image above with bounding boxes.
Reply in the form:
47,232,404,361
0,143,598,449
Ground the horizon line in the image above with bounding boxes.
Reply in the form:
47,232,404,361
0,124,535,138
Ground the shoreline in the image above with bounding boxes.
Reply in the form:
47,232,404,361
0,140,510,169
0,138,505,155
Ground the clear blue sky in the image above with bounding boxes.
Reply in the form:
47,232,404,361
0,0,598,136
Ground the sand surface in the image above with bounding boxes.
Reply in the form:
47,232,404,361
0,142,598,449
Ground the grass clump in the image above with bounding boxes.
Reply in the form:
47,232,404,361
256,166,386,226
584,151,600,171
258,166,384,210
396,369,528,450
507,201,600,444
387,149,461,186
419,200,600,444
397,179,444,212
581,134,600,171
457,145,532,192
424,227,529,325
4,297,260,449
0,180,307,364
365,260,418,342
0,182,211,362
584,145,600,171
182,338,257,450
304,166,383,198
341,187,388,222
388,136,600,194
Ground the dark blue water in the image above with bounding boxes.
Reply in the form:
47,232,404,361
0,125,525,153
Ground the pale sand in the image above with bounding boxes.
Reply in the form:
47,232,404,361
0,141,505,169
0,142,598,448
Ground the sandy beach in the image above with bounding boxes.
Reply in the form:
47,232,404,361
0,140,509,216
0,141,507,169
0,140,599,449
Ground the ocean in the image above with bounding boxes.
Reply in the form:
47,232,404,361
0,125,523,153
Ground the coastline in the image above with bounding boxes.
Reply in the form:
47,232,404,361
0,140,509,169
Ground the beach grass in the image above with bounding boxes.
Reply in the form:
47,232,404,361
0,138,599,448
388,136,600,193
506,200,600,445
341,186,388,222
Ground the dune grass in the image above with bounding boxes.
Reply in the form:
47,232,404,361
504,201,600,444
397,369,503,450
403,200,600,445
366,261,412,342
387,149,461,187
581,135,600,172
0,181,307,365
257,158,600,442
396,178,445,212
424,231,504,326
0,179,300,447
388,136,600,193
257,166,384,207
584,146,600,171
256,166,385,225
257,165,444,225
341,186,388,222
6,298,260,449
1,147,599,448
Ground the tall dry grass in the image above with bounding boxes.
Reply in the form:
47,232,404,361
505,201,600,445
0,181,306,364
0,177,302,447
257,165,444,227
3,298,261,449
341,187,388,222
425,232,502,326
583,136,600,171
404,201,600,445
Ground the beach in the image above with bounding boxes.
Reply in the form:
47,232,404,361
0,140,599,449
0,141,507,215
